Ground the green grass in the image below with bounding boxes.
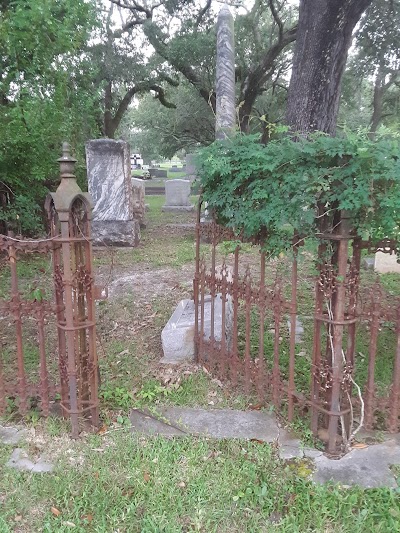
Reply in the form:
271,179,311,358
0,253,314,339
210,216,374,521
0,433,399,532
0,254,51,299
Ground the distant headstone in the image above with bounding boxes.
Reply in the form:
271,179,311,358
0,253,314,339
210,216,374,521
161,295,232,364
131,178,146,228
86,139,140,246
156,169,168,178
374,252,400,274
149,168,158,178
185,153,197,180
163,179,194,211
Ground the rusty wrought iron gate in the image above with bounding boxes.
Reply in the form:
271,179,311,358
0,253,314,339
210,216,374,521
0,144,100,436
194,207,400,454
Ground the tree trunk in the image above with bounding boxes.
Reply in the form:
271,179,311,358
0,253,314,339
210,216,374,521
286,0,372,134
370,72,384,135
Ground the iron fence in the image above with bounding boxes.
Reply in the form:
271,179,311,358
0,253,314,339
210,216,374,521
194,206,400,455
0,144,101,436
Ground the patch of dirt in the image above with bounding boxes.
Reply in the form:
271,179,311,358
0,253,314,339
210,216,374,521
102,264,195,302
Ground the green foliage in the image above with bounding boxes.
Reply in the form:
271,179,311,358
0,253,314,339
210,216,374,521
100,386,134,410
198,131,400,256
0,0,100,234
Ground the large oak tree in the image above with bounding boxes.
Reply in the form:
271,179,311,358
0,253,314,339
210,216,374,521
285,0,373,134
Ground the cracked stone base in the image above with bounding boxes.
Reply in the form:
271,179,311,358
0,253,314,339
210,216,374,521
91,220,140,247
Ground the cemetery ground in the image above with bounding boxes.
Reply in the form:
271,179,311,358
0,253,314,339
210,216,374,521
1,196,400,531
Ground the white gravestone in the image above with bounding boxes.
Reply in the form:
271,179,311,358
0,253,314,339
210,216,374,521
161,295,233,364
162,179,194,212
86,139,140,246
131,178,146,228
374,252,400,274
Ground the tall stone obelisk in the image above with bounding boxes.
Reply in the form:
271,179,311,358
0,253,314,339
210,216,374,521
215,5,236,139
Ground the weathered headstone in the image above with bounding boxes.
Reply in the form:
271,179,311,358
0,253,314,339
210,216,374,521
163,179,194,211
131,178,146,228
149,168,158,178
86,139,140,246
215,5,236,139
161,295,232,364
375,252,400,274
156,169,168,178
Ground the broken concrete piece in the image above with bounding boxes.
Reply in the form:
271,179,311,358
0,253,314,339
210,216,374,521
0,425,27,445
6,448,54,473
161,295,232,364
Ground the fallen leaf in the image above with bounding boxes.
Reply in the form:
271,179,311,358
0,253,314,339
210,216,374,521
178,481,186,488
352,442,368,449
51,507,61,517
96,425,108,435
93,472,99,479
143,472,151,482
250,438,265,444
14,515,22,522
63,521,76,528
249,403,264,411
82,514,93,522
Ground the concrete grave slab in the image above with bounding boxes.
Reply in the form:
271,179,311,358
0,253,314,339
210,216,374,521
129,407,400,488
374,251,400,274
0,425,27,445
161,295,232,364
130,407,280,441
313,436,400,488
6,448,54,473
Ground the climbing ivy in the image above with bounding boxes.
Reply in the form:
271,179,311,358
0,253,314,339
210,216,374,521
197,130,400,256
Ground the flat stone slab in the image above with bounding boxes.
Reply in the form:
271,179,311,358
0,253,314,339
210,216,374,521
313,436,400,488
161,296,232,364
130,407,280,441
374,251,400,274
0,425,27,445
6,448,54,473
129,407,400,488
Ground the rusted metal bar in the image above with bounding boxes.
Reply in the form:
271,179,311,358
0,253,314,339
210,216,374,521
311,242,326,434
288,240,298,422
231,246,240,385
364,284,381,430
84,231,99,428
193,202,202,362
58,216,80,437
272,281,281,408
327,213,350,454
220,261,227,379
199,260,206,365
389,306,400,432
0,343,5,414
36,304,50,416
8,236,28,415
257,252,266,401
244,266,251,393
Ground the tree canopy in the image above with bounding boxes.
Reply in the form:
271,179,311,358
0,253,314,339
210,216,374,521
1,0,400,234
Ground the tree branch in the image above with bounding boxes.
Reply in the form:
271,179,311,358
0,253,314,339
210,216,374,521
268,0,284,41
149,84,176,108
195,0,212,29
